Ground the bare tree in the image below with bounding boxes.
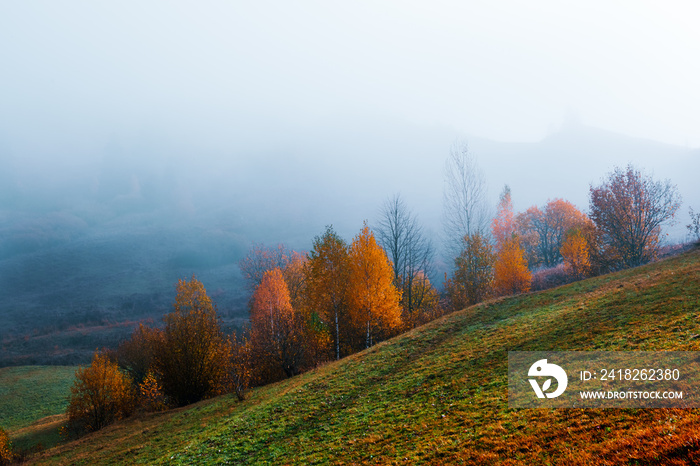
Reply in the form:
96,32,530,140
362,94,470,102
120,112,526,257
589,164,681,268
238,243,292,292
688,207,700,242
442,140,490,259
375,194,434,324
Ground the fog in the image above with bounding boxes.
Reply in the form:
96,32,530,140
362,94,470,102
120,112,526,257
1,2,699,364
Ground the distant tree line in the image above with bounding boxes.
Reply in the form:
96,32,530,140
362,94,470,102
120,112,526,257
443,143,682,309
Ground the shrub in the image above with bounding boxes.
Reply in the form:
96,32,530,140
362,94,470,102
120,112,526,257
66,352,136,434
530,264,572,292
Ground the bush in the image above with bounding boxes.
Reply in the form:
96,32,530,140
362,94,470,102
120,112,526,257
530,264,573,292
66,352,136,435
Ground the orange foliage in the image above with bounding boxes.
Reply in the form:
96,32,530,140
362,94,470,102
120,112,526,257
493,237,531,296
0,426,12,465
138,371,167,412
517,198,591,267
250,268,306,380
560,230,591,279
66,352,135,434
347,223,402,349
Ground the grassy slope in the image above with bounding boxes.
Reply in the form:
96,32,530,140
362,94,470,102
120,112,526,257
32,248,700,465
0,366,75,452
0,366,75,432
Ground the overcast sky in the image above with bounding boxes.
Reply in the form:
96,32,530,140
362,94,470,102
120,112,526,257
2,0,699,158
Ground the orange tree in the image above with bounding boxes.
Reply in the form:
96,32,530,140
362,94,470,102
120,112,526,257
66,352,135,434
250,268,307,381
347,223,402,350
155,275,230,406
492,186,531,295
0,426,12,465
517,198,590,267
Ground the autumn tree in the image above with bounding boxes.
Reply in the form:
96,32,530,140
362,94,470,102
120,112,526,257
443,140,490,259
493,237,531,295
347,223,403,349
375,194,435,326
560,230,591,279
0,427,13,465
305,226,350,360
403,271,442,328
590,165,681,268
116,323,163,386
227,332,252,401
155,276,230,406
492,186,531,295
516,199,591,267
138,372,167,412
446,232,495,311
66,352,136,434
250,268,306,381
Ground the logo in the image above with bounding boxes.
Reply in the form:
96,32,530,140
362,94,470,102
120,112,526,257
528,359,568,399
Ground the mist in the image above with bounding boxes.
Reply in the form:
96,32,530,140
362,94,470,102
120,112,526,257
1,1,699,364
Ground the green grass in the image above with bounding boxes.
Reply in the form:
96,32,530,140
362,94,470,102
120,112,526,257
0,366,75,432
29,248,700,464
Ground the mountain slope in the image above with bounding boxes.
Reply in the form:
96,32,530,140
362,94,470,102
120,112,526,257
33,247,700,465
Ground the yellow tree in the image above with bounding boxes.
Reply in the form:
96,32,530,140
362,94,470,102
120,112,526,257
305,226,350,360
66,352,135,434
347,223,402,350
446,232,495,311
561,230,591,279
250,268,306,381
0,426,13,465
155,276,230,406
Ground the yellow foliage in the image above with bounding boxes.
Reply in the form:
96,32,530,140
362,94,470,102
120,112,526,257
0,427,13,465
347,222,403,349
139,371,167,412
561,230,591,279
66,352,135,434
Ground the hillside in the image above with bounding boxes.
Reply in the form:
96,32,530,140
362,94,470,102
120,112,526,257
29,247,700,464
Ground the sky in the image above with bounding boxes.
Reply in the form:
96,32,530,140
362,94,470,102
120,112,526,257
1,0,699,247
1,0,699,153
